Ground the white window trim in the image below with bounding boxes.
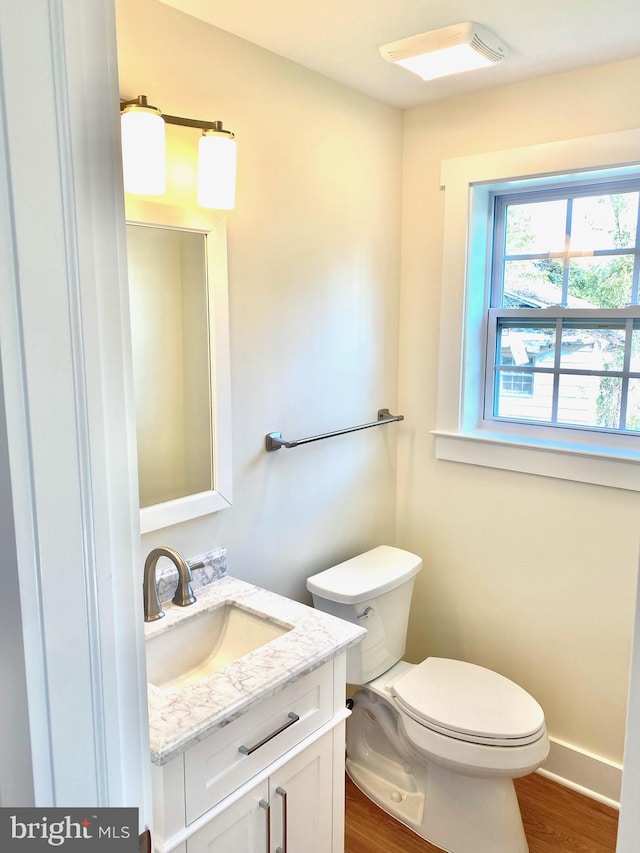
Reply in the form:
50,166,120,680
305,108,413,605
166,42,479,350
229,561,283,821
434,128,640,491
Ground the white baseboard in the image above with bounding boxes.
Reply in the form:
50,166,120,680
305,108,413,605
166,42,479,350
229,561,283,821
538,736,622,809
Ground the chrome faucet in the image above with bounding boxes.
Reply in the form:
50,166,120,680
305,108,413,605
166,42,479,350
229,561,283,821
143,546,204,622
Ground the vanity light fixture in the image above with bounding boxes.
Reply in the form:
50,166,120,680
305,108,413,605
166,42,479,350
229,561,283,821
379,21,506,82
120,97,166,195
120,95,236,210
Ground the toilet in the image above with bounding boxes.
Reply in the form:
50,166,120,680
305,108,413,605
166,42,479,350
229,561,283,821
306,545,549,853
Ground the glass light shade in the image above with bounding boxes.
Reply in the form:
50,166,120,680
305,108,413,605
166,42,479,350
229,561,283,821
397,43,493,81
198,130,236,210
121,106,166,195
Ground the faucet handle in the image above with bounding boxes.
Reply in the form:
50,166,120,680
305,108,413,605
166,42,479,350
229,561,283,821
172,559,205,607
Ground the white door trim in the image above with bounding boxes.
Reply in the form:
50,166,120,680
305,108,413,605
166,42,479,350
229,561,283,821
0,0,150,824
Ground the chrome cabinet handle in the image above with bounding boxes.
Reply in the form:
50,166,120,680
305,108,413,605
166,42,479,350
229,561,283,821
275,787,288,853
238,712,300,756
259,799,270,853
357,606,374,620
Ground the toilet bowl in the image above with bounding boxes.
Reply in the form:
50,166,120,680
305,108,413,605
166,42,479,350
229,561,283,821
307,546,549,853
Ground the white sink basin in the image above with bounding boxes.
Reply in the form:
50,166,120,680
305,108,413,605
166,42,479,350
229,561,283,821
146,603,292,692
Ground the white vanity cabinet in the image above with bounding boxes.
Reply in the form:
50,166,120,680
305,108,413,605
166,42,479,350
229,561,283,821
187,731,335,853
150,655,348,853
185,777,269,853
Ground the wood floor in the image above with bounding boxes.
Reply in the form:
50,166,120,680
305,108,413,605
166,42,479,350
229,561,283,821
344,773,619,853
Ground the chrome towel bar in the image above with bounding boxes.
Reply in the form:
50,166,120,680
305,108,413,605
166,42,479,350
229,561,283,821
265,408,404,451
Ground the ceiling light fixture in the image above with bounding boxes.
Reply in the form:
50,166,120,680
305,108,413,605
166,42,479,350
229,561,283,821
380,22,506,82
120,95,236,210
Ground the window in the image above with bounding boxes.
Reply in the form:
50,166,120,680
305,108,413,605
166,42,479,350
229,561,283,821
434,128,640,491
500,351,534,396
487,182,640,434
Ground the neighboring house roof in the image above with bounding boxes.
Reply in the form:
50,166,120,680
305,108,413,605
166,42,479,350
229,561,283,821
504,283,595,309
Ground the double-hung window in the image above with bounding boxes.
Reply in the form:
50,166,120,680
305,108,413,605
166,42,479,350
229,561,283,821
487,181,640,435
434,129,640,491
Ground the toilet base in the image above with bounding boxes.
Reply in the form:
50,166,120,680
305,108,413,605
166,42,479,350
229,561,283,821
346,687,530,853
346,756,528,853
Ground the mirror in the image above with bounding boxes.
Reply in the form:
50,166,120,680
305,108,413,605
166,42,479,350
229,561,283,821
125,200,232,533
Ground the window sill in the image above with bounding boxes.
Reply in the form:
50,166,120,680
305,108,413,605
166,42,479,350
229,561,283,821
433,429,640,492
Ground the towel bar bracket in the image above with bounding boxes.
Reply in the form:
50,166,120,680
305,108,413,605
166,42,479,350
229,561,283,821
265,408,404,452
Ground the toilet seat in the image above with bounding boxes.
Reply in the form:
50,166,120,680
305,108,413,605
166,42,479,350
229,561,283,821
392,657,546,747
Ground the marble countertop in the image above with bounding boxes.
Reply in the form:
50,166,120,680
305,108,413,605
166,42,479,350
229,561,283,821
145,576,365,766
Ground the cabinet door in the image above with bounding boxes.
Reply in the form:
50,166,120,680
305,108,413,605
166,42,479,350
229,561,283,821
187,779,270,853
270,732,333,853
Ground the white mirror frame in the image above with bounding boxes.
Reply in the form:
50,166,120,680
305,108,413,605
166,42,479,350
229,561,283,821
125,198,232,533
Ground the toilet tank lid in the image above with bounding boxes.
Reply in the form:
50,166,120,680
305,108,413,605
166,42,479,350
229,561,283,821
306,545,422,604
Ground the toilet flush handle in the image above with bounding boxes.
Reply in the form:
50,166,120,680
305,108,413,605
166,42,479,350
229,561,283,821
357,607,374,620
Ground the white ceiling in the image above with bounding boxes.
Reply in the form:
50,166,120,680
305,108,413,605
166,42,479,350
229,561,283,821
158,0,640,108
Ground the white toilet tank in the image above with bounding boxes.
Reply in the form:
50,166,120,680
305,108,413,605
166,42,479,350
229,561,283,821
306,545,422,684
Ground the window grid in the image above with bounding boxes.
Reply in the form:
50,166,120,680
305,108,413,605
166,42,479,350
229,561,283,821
488,313,640,433
486,178,640,435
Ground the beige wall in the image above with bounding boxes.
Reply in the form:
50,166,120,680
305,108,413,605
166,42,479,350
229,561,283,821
116,0,403,601
398,57,640,765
